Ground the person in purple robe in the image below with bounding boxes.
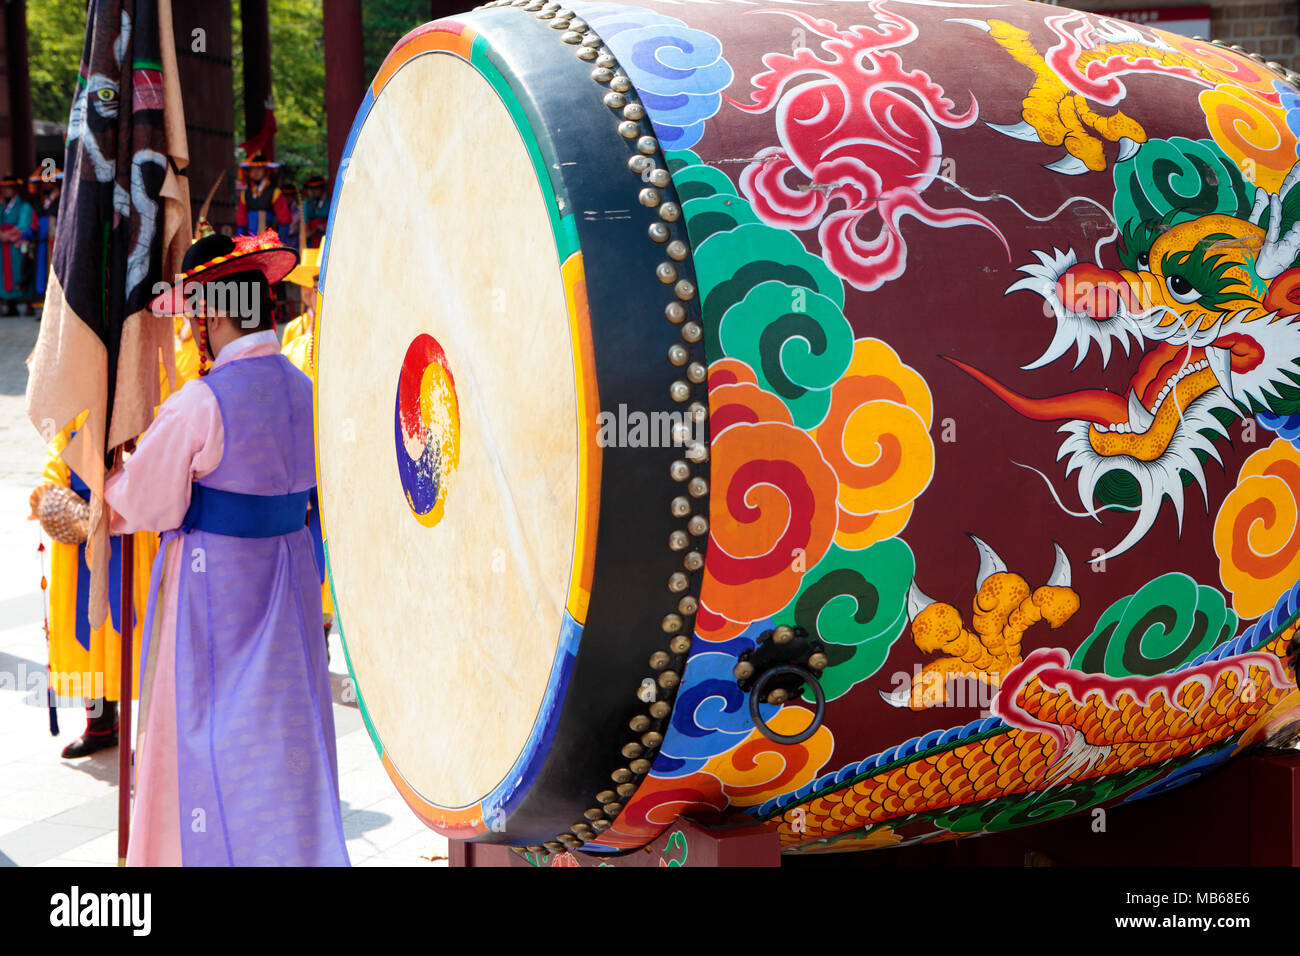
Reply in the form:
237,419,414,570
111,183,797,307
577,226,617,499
104,232,349,866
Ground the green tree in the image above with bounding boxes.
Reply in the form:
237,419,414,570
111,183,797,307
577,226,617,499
26,0,87,126
363,0,434,82
233,0,326,181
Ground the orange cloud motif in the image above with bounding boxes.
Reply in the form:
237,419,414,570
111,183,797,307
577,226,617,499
1214,438,1300,619
812,339,934,550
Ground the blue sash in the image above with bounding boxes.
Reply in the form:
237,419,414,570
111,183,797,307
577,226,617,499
182,484,310,538
180,483,326,583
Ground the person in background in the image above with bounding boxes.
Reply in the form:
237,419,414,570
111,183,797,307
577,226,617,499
234,154,290,238
32,414,155,757
0,174,35,316
32,303,205,758
28,169,62,313
278,181,301,252
302,175,329,249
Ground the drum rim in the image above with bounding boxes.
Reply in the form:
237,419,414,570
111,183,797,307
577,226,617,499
315,13,711,848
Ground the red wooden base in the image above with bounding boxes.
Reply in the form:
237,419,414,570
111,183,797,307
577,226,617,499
450,817,780,867
451,749,1300,867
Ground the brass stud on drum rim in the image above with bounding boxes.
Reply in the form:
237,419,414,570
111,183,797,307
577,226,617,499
562,31,583,43
604,91,627,109
649,650,671,669
592,67,614,82
683,551,704,571
662,613,683,633
666,239,687,261
659,202,682,222
649,222,670,243
603,803,624,817
665,301,686,323
624,103,646,121
656,262,677,283
630,757,652,774
544,841,564,852
673,278,695,299
687,362,706,384
611,768,633,784
616,782,636,799
658,670,680,690
669,459,689,481
668,344,689,367
577,46,597,60
596,789,616,803
619,121,641,139
581,32,602,46
687,515,708,537
686,441,708,463
669,380,691,403
611,75,632,93
668,571,688,592
670,496,690,517
773,624,795,644
642,731,663,748
688,477,707,498
628,154,652,174
641,188,663,208
591,819,612,832
649,701,670,719
583,808,603,821
734,660,755,680
649,168,671,189
629,714,651,733
636,135,658,154
670,632,692,653
596,53,616,68
669,530,689,550
622,742,644,759
808,652,829,671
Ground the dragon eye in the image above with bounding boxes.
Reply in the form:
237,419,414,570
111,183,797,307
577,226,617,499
1165,273,1201,304
1137,252,1150,270
95,88,116,101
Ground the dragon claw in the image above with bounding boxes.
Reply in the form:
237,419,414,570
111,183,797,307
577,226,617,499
1047,541,1072,588
907,580,936,621
968,533,1008,590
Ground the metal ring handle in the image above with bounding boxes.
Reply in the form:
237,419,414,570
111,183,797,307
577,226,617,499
748,664,826,745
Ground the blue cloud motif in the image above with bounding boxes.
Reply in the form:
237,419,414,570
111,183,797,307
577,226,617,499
570,2,732,150
1256,410,1300,448
652,619,776,777
1274,81,1300,154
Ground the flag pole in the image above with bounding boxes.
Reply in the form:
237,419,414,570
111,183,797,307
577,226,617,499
117,446,134,866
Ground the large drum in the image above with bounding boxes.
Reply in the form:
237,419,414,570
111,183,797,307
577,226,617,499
316,0,1300,856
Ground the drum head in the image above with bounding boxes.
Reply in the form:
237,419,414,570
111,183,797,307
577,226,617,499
317,51,578,809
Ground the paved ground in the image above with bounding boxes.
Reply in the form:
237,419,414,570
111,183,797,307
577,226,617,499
0,313,446,867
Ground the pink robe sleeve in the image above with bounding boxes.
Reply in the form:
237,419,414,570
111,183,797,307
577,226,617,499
104,381,225,535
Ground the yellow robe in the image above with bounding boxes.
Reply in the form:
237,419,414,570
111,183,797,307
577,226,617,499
43,327,201,701
281,312,333,619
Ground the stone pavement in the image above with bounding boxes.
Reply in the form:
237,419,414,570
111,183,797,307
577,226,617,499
0,314,446,867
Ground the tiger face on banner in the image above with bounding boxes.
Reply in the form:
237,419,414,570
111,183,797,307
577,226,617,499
559,0,1300,853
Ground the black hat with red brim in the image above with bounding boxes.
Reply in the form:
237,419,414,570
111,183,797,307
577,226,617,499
149,230,297,316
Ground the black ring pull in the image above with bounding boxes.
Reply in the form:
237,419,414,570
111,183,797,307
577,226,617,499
748,664,826,745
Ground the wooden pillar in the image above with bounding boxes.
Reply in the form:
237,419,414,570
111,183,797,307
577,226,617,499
323,0,365,184
240,0,273,159
172,0,237,233
2,0,35,177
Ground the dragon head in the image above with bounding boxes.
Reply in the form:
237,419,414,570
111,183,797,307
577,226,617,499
952,137,1300,560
